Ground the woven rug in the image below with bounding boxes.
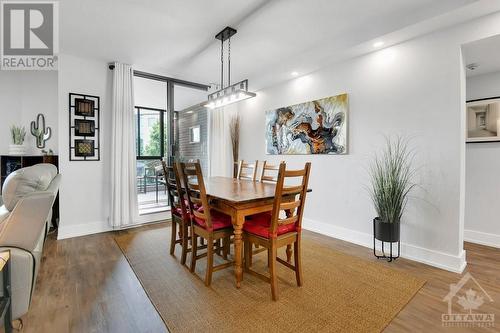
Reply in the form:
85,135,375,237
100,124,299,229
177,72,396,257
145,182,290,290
114,224,425,333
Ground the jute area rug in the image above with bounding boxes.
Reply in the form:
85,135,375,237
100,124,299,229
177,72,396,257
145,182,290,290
114,224,424,333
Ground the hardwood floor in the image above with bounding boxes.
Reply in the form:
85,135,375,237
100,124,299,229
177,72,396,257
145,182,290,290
22,231,167,333
21,223,500,333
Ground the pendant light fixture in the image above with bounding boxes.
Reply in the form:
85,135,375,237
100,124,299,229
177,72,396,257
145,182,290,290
203,27,256,109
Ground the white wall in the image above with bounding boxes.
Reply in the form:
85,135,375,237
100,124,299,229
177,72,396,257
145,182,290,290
239,12,500,272
57,54,113,239
465,70,500,248
0,71,58,155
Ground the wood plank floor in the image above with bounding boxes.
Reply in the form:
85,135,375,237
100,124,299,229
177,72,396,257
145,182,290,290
20,223,500,333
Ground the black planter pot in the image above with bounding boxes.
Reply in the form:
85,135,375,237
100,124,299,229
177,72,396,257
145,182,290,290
373,217,400,262
373,217,400,242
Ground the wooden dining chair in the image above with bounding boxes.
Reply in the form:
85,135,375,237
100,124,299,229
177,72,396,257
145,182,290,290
243,162,311,301
260,161,280,183
162,161,191,265
237,160,259,181
179,162,234,286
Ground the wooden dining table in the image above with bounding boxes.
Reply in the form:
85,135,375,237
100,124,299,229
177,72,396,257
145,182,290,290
203,176,294,288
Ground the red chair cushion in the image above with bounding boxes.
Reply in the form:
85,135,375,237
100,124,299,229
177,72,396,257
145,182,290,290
172,207,184,217
244,212,296,238
194,207,232,231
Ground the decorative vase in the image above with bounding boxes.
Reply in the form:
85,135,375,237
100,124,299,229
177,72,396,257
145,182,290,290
373,217,400,242
373,217,400,262
8,144,26,155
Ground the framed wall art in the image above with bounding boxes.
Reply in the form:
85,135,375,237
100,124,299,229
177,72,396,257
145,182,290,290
466,97,500,143
265,93,348,155
69,93,100,161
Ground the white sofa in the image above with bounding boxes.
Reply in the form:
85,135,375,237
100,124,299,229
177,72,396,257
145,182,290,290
0,164,61,320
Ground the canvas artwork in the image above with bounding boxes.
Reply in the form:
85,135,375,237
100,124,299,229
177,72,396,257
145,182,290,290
265,94,348,154
466,97,500,143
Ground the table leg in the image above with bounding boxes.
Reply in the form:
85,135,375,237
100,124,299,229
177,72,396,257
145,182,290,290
233,213,245,288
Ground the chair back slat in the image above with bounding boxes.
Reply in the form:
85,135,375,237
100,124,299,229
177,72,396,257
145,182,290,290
237,160,258,181
280,200,301,211
281,185,303,195
278,215,299,226
162,161,187,219
269,162,311,237
260,161,281,183
179,162,212,229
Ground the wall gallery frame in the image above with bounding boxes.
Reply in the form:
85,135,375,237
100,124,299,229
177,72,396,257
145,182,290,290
265,93,348,155
466,96,500,143
69,93,100,161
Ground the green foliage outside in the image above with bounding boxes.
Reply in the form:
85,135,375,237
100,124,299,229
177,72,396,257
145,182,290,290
144,121,167,156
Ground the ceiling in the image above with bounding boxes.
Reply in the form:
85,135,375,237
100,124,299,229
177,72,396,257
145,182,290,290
60,0,500,90
463,34,500,77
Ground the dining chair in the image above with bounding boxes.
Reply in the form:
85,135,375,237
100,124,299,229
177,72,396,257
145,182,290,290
260,161,280,182
237,160,258,181
179,162,234,286
163,161,191,265
243,162,311,301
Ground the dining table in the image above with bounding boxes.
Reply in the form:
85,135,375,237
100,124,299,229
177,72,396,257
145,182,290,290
203,176,304,288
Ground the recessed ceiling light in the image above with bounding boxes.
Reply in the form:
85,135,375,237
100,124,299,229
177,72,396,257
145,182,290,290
186,111,193,114
291,71,299,77
373,41,384,48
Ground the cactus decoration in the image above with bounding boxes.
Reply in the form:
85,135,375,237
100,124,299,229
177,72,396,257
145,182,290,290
30,113,52,149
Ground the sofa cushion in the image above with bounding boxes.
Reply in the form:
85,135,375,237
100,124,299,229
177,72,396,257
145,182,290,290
2,164,57,212
0,205,9,224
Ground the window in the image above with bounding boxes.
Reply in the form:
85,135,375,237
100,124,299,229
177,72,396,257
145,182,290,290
135,106,169,214
135,107,167,158
189,126,200,143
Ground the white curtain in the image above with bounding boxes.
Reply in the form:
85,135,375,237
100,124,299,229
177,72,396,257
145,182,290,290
110,63,138,228
209,104,238,177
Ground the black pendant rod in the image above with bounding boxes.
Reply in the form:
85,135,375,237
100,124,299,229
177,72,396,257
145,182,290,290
221,39,224,89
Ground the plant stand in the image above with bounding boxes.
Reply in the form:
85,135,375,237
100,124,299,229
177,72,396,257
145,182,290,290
373,218,400,262
373,237,400,262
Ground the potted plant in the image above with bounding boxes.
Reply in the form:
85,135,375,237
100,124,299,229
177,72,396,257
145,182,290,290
9,125,27,155
369,137,416,260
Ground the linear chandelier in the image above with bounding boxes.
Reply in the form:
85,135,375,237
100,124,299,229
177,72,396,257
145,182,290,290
203,27,256,109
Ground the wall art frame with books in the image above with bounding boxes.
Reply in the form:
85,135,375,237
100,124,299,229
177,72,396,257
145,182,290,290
69,93,100,161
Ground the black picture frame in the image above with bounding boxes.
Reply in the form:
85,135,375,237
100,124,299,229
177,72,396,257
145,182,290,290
69,93,100,161
74,98,95,117
74,139,95,157
74,119,95,137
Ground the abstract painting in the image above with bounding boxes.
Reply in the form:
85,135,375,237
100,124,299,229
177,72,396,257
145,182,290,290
265,94,348,154
466,97,500,143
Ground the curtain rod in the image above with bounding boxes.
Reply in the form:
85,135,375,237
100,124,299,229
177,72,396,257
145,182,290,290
108,64,209,91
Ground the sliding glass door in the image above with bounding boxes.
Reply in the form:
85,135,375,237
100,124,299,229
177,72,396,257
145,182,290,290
133,75,208,216
134,106,168,214
134,77,169,215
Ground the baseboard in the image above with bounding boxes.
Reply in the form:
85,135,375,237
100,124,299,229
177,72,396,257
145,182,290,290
464,229,500,249
57,221,112,240
302,218,466,273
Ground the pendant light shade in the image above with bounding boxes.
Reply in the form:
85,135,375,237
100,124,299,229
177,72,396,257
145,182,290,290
203,80,256,109
206,27,256,109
